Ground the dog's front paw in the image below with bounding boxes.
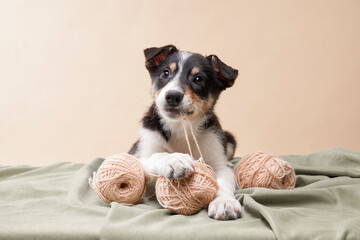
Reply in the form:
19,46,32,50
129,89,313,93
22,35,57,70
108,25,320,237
159,153,194,179
208,196,242,220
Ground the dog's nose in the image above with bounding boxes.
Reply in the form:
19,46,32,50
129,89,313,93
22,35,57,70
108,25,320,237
165,91,184,107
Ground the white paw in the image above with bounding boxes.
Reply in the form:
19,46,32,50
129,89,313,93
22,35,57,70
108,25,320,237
208,196,242,220
158,153,195,179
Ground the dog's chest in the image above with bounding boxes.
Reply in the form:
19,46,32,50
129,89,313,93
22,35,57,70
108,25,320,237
161,119,223,163
166,130,202,160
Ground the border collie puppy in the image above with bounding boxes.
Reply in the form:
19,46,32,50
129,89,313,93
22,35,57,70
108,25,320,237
129,45,241,220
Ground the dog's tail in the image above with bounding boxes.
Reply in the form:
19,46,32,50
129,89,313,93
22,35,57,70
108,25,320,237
224,131,237,160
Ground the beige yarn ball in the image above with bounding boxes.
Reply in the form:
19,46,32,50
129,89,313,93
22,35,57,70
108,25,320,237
235,151,296,190
89,153,146,205
155,161,219,216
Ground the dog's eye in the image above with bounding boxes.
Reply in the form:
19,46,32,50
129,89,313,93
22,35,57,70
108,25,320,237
193,76,205,85
160,69,170,79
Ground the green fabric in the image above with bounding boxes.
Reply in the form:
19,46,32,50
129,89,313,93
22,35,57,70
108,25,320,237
1,148,359,240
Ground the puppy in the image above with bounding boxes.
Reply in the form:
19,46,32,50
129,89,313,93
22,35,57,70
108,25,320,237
129,45,241,220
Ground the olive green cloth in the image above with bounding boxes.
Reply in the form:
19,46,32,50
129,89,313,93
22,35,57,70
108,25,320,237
0,148,359,240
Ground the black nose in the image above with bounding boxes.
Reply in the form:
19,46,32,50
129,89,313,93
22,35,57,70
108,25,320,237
165,91,184,107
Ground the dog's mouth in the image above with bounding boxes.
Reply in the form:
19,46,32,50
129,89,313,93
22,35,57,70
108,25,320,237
163,107,194,119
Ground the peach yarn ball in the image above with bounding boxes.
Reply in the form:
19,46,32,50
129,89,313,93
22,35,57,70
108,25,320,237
156,161,219,215
89,153,146,205
235,152,296,190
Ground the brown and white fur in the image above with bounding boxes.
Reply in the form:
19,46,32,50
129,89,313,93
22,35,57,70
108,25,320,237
129,45,241,220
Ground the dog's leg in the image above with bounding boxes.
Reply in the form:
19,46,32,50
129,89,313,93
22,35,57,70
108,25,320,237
136,128,194,190
200,133,242,220
208,165,242,220
141,152,194,179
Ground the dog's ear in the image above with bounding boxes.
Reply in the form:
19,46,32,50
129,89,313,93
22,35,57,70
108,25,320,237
207,55,238,88
144,45,178,71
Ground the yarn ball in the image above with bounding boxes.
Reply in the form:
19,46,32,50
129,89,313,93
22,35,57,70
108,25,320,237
155,161,219,215
89,153,146,205
235,151,296,190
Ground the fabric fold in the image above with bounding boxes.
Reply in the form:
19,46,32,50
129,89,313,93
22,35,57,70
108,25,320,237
0,148,359,240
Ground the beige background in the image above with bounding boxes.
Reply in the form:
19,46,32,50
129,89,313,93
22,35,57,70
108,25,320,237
1,0,360,166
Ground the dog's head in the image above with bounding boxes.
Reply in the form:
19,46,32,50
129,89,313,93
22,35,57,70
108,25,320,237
144,45,238,120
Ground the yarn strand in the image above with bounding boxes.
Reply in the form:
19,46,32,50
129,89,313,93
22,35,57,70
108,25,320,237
181,117,204,163
181,120,194,158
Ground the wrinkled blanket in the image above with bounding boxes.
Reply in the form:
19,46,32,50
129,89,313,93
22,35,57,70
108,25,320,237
1,148,359,240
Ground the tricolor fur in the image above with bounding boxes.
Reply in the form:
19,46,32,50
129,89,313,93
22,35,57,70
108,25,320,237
129,45,241,220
